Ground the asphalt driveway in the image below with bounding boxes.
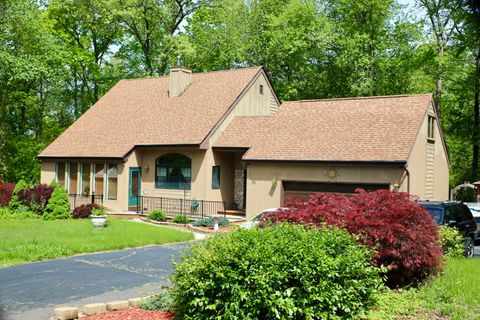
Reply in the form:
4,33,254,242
0,242,189,320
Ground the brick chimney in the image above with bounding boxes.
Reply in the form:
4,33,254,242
169,67,192,97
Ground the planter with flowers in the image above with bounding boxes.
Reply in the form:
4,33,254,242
90,206,107,228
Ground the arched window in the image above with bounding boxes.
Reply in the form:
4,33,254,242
155,154,192,190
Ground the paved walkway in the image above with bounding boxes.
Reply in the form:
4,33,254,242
0,243,190,320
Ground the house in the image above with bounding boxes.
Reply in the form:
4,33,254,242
38,66,450,218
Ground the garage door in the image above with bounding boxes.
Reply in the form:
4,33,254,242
283,181,390,201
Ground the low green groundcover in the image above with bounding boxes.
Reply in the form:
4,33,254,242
0,217,193,267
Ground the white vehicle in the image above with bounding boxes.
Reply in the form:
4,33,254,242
240,208,287,229
466,203,480,243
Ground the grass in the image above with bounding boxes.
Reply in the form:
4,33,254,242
367,258,480,320
0,218,194,267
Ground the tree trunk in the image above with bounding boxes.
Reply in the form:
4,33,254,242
435,43,444,117
472,49,480,181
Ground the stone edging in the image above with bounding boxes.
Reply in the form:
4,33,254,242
52,297,145,319
140,217,227,235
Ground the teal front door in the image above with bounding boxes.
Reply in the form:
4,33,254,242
129,167,141,207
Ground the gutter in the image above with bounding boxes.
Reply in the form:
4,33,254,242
402,164,410,195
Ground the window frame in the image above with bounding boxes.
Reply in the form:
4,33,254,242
106,164,118,200
212,166,220,189
55,162,66,188
155,154,192,190
428,115,435,140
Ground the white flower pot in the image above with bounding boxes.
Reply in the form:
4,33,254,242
90,215,107,228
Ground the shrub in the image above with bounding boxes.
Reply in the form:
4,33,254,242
172,224,383,320
91,206,106,216
173,214,189,224
72,203,100,219
148,210,167,222
141,289,175,312
0,207,39,220
17,184,54,215
439,226,465,258
0,182,15,207
191,216,230,227
263,189,443,288
8,179,29,211
453,186,476,202
43,187,71,220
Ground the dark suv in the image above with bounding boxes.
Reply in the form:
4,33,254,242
418,201,477,257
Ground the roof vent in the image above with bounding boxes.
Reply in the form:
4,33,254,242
169,67,192,97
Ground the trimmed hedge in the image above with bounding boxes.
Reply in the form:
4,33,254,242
172,224,383,319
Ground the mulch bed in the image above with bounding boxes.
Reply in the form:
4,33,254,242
82,308,176,320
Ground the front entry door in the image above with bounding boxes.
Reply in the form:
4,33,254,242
129,167,141,208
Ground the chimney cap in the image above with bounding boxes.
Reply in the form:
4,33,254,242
170,66,192,73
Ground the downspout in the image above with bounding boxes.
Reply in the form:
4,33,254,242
402,164,410,195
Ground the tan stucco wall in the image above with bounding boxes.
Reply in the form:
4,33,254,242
40,161,56,184
245,162,405,218
406,102,449,200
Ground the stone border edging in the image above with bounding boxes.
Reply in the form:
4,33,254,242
52,297,147,319
140,217,224,235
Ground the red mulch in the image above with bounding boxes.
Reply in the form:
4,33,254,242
82,308,176,320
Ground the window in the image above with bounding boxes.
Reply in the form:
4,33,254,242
259,84,264,95
107,164,118,200
69,163,78,194
94,164,104,196
56,163,65,188
428,116,435,140
212,166,220,189
155,154,191,190
81,163,91,196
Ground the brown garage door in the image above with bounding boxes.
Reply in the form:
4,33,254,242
283,181,390,201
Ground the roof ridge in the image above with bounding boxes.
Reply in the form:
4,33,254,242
193,66,262,76
120,66,262,82
285,93,432,104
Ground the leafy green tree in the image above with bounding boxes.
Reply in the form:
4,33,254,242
47,0,121,115
114,0,207,77
417,0,462,114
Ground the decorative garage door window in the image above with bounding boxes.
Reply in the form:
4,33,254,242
155,154,192,190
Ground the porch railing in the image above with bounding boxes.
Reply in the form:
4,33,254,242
69,193,104,209
136,195,226,219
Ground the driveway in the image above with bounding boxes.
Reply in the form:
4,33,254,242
0,243,189,320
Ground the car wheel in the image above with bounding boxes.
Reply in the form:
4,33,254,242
465,237,474,258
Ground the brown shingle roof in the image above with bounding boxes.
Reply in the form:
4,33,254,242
214,94,433,162
39,67,262,159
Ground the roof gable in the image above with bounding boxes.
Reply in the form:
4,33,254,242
39,67,262,159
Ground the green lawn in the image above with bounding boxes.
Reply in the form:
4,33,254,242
367,258,480,320
0,218,194,267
